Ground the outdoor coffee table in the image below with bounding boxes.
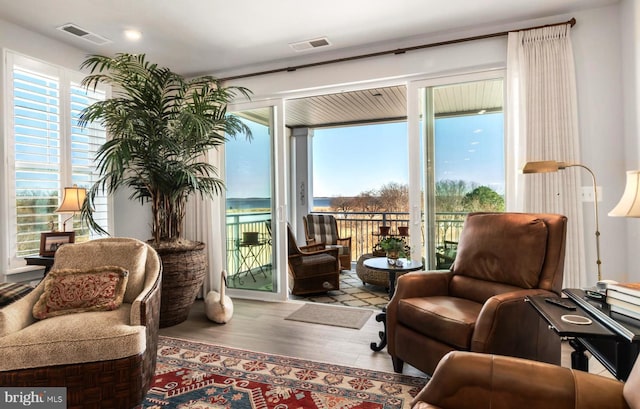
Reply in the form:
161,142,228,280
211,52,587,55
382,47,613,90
363,257,423,297
363,257,423,351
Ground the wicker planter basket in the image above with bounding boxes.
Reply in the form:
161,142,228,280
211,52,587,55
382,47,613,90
155,241,207,328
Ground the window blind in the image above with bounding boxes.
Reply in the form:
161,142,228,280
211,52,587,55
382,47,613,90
13,67,61,257
8,53,109,261
70,82,108,236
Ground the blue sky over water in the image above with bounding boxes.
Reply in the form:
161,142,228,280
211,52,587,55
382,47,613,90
313,113,504,196
226,113,504,199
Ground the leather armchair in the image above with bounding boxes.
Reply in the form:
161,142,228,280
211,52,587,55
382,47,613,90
287,224,340,295
387,212,567,375
412,350,637,409
303,214,352,271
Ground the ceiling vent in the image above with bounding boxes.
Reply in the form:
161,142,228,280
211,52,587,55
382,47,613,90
289,37,331,52
57,23,112,45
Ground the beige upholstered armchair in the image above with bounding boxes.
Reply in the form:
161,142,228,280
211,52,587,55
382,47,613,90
0,238,162,408
412,351,637,409
288,224,340,295
303,214,352,270
387,212,567,375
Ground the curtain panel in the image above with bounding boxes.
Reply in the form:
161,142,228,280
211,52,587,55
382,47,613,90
507,24,588,288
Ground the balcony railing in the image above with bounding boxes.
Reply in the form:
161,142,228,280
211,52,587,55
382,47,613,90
225,210,467,274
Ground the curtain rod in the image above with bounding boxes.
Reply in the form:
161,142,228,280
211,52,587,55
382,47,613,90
219,17,576,82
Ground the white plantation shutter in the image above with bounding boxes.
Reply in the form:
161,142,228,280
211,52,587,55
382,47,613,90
12,65,61,257
7,52,110,265
70,82,109,234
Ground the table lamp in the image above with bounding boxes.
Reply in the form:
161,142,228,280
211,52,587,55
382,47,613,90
55,184,86,232
609,170,640,218
522,160,602,282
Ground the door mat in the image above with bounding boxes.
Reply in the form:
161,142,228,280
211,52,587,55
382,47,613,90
285,303,374,329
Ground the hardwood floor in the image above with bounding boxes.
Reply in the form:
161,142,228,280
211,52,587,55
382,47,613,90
159,298,613,380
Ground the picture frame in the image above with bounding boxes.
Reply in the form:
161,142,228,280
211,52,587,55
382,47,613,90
40,232,75,257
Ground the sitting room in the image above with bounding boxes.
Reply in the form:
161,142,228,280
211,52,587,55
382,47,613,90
1,0,640,408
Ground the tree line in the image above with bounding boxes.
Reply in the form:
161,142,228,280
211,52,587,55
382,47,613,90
329,180,504,213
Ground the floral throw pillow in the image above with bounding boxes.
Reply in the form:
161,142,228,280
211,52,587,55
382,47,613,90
33,266,129,320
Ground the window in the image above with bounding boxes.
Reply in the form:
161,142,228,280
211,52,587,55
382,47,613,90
419,75,505,268
5,51,110,267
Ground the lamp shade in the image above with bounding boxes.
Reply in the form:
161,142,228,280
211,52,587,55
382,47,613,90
55,185,86,213
609,170,640,217
521,160,571,174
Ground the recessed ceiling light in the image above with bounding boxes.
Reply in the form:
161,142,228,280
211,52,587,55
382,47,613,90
124,29,142,41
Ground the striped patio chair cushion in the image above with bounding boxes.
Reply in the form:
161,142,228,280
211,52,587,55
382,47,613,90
0,282,33,307
305,214,339,245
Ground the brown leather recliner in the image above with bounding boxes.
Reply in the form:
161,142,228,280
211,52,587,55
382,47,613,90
412,350,638,409
387,212,567,375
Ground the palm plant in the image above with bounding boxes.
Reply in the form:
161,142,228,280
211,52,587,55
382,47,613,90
78,53,251,246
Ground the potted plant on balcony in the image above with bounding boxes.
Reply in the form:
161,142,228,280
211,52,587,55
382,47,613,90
379,237,407,264
78,53,251,327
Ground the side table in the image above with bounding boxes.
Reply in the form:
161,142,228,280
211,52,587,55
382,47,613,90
24,255,55,276
233,235,269,285
363,257,423,351
527,289,640,381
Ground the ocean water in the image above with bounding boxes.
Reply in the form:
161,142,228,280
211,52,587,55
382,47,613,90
226,197,332,210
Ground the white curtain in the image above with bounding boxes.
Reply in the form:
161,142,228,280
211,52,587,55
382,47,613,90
507,24,588,288
184,147,226,296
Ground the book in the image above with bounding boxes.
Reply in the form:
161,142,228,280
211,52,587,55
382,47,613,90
610,304,640,321
606,282,640,298
606,296,640,314
607,288,640,305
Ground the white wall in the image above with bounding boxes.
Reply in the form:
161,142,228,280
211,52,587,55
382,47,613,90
226,5,632,283
1,4,636,283
618,0,640,280
570,5,627,282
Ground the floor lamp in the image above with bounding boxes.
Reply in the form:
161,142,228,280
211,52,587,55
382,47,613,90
522,160,602,282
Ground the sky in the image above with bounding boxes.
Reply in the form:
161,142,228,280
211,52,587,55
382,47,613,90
225,119,272,198
225,112,504,199
313,113,504,197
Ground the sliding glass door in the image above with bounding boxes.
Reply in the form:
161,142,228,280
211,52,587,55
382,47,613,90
225,100,287,301
408,72,505,268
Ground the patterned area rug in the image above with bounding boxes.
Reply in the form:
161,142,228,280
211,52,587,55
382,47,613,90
291,270,389,310
143,336,427,409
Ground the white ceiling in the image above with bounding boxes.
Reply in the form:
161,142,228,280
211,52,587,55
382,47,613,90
0,0,618,78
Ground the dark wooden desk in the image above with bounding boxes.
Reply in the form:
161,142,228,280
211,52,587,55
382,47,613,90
527,289,640,380
24,255,55,275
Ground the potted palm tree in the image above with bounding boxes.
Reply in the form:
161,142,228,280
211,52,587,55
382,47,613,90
78,53,251,327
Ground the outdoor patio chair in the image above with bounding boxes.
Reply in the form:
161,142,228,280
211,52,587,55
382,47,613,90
303,214,352,271
287,224,340,295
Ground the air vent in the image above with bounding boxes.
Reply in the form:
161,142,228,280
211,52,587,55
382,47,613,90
289,37,331,52
57,23,112,45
